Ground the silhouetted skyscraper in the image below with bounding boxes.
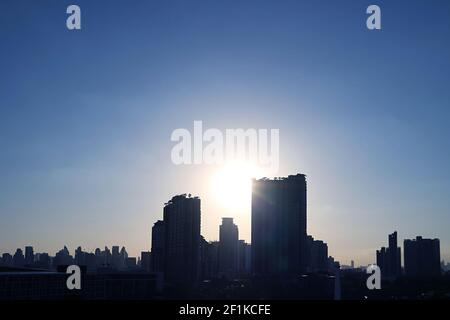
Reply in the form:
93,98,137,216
238,240,251,276
218,217,239,279
404,236,441,277
163,194,201,286
252,174,308,276
141,251,152,272
306,236,329,272
112,246,122,270
53,246,73,267
376,231,401,279
151,220,165,273
1,253,13,267
24,246,34,266
199,237,214,280
13,249,25,267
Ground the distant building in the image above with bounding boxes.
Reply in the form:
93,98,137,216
404,236,441,277
238,240,251,277
53,246,73,267
1,253,13,267
163,194,201,286
141,251,152,272
112,246,123,270
376,231,402,279
151,220,165,273
252,174,308,276
24,246,34,266
199,237,213,280
13,248,25,267
306,236,329,272
218,218,239,279
208,241,220,278
126,257,137,269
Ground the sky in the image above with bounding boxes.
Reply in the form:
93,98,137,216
0,0,449,266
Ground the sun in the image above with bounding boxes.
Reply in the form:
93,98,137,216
212,161,264,214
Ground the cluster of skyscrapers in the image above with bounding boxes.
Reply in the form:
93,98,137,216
376,231,441,279
1,172,445,293
147,174,333,287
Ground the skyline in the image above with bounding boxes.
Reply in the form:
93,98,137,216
1,0,450,265
1,183,448,268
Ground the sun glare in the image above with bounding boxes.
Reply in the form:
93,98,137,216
212,161,264,214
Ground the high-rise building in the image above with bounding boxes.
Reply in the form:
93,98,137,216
306,236,329,272
151,220,165,273
141,251,152,272
218,218,239,279
251,174,308,276
404,236,441,277
238,240,251,277
10,253,19,267
24,246,34,266
1,253,13,267
199,237,213,280
163,194,201,286
376,231,402,279
112,246,121,270
53,246,73,267
75,246,87,266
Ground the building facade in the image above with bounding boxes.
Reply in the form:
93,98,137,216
163,194,201,286
251,174,308,276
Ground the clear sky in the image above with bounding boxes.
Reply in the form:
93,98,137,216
1,0,449,265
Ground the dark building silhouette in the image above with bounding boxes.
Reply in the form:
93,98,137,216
1,253,13,267
141,251,151,272
404,236,441,277
13,249,25,267
306,236,329,272
24,246,34,266
199,237,214,280
237,240,251,277
53,246,73,268
126,257,137,269
251,174,308,276
112,246,123,270
151,220,165,273
218,218,239,279
376,231,402,279
208,241,220,279
163,194,201,286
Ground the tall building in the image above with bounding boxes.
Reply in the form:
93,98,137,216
238,240,251,277
199,237,213,280
376,231,401,279
151,220,165,273
1,253,13,267
163,194,201,286
251,174,308,276
218,218,239,279
141,251,152,272
404,236,441,277
75,246,86,266
24,246,34,266
13,249,25,267
112,246,122,270
53,246,73,267
306,236,329,272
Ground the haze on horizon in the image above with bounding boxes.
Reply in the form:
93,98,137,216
1,0,450,266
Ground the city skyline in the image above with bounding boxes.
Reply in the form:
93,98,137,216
1,0,450,266
1,181,448,269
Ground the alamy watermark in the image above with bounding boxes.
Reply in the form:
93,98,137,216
171,121,280,174
366,264,381,290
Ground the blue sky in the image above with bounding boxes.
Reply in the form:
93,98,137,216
0,0,449,265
